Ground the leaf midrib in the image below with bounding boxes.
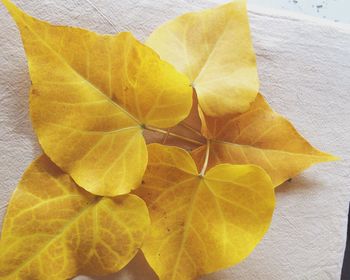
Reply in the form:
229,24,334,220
19,14,142,127
192,15,232,85
212,140,332,159
42,121,140,135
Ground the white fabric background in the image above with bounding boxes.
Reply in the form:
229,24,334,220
0,1,349,279
249,0,350,23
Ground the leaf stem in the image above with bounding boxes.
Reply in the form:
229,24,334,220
199,140,210,176
144,126,204,146
161,129,170,144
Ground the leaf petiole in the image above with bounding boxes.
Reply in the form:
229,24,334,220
144,126,204,146
199,140,210,176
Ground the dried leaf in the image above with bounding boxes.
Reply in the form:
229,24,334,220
192,94,337,187
136,144,275,280
147,0,259,116
0,155,150,279
2,0,192,196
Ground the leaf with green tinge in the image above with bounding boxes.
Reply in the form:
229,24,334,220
136,144,275,280
147,0,259,116
0,155,150,280
1,0,192,196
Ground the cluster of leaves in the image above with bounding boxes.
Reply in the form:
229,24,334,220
0,0,336,279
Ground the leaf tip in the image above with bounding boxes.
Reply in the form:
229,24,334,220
327,154,341,162
317,149,340,162
1,0,18,14
1,0,26,25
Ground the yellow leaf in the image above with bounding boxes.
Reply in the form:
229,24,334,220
1,0,192,196
146,0,259,116
136,144,275,280
0,155,150,280
192,94,338,187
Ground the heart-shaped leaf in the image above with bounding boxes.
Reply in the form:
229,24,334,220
136,144,275,280
146,0,259,116
192,94,337,187
0,155,150,279
2,0,192,196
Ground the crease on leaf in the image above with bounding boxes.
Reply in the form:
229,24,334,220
135,144,275,280
146,0,259,116
0,155,150,279
191,93,338,187
1,0,192,196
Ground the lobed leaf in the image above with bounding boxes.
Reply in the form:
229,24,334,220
192,94,338,187
146,0,259,116
1,0,192,196
0,155,150,279
136,144,275,280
